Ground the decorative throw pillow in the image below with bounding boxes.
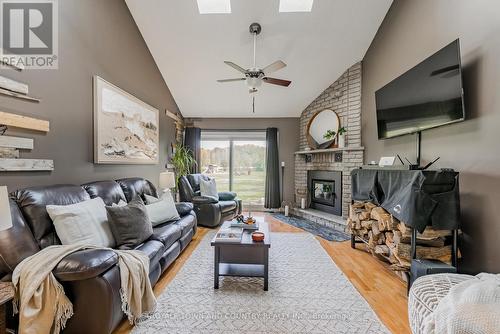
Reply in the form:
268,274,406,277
105,198,153,250
47,197,116,247
144,193,180,226
200,178,219,200
112,200,128,207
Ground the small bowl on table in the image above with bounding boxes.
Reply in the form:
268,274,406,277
251,231,265,242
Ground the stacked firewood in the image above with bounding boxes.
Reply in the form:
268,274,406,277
347,201,457,272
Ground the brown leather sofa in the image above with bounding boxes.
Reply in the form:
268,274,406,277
0,177,197,334
178,174,242,227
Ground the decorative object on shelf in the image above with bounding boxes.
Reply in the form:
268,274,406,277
323,129,336,140
93,76,159,164
378,156,396,167
0,111,49,132
251,231,265,242
306,109,340,150
338,127,347,148
170,144,197,182
159,171,176,195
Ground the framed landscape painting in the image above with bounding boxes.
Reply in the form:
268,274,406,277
93,76,159,164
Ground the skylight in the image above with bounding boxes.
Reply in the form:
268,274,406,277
279,0,314,12
197,0,231,14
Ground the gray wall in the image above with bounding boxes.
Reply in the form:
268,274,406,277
188,118,300,204
362,0,500,273
0,0,180,191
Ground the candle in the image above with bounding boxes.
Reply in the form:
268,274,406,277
301,198,306,209
284,205,289,217
281,161,285,167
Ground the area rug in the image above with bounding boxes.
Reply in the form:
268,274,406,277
272,213,350,242
133,231,389,334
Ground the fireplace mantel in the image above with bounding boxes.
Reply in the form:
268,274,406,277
294,146,364,155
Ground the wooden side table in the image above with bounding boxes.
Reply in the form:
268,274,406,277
0,283,14,334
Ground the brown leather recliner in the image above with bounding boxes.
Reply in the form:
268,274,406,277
0,177,197,334
178,174,242,227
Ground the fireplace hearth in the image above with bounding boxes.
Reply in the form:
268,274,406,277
308,170,342,216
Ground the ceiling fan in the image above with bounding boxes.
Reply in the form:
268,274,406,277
217,23,292,113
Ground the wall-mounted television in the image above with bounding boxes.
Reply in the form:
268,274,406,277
375,39,465,140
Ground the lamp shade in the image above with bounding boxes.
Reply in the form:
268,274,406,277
159,172,176,190
0,186,13,231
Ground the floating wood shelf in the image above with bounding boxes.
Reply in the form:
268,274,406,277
0,75,28,95
0,111,49,132
294,146,364,155
0,135,34,149
0,88,40,102
0,158,53,171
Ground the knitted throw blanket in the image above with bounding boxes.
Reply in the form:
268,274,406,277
424,273,500,333
12,244,157,334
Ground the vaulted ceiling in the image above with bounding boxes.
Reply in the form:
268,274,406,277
125,0,392,118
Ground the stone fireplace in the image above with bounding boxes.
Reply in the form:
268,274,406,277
293,62,364,231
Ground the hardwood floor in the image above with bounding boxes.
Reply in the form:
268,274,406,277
114,213,410,334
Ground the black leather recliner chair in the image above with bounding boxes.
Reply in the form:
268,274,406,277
178,174,242,227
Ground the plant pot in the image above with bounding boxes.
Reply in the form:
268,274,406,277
338,134,345,148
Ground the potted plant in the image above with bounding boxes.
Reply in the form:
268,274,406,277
170,145,197,200
338,127,347,148
323,129,337,141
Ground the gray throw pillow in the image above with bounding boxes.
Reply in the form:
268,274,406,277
105,198,153,250
200,178,219,200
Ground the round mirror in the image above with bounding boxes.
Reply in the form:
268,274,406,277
306,109,340,150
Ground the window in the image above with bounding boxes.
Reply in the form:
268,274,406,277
200,131,267,207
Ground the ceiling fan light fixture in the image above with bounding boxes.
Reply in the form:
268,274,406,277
279,0,314,13
196,0,231,14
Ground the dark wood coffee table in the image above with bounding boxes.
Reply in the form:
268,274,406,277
211,219,271,290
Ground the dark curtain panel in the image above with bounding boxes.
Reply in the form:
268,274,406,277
265,127,281,209
183,127,201,173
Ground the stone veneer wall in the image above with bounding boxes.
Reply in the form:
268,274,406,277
295,62,364,218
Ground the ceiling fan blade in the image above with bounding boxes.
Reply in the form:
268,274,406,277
224,61,247,74
263,77,291,87
217,78,246,83
262,60,286,75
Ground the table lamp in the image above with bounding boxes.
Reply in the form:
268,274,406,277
159,171,176,194
0,186,13,232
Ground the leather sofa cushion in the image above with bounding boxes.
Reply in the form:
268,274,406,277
175,202,193,216
0,199,40,278
134,240,164,270
152,223,182,249
116,178,157,202
175,214,196,237
218,191,237,201
53,249,118,281
14,184,91,248
219,200,237,213
82,181,127,206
